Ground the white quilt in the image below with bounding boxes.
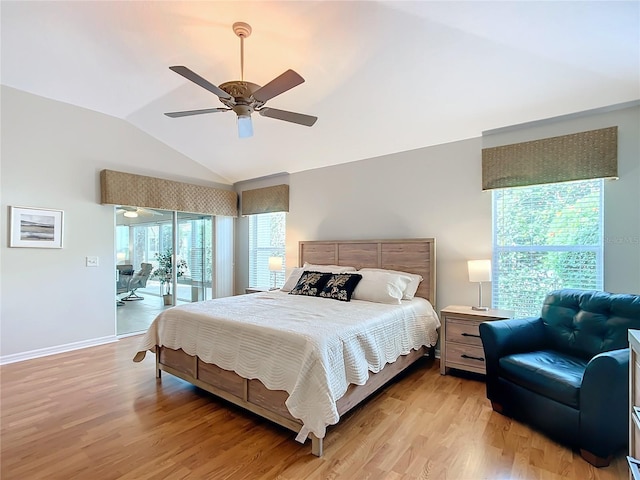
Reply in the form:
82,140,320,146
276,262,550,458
134,290,440,440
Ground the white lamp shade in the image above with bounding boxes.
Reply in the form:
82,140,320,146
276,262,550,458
237,115,254,138
268,256,283,272
468,259,492,283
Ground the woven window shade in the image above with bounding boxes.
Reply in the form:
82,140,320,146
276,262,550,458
100,169,237,216
241,184,289,215
482,126,618,190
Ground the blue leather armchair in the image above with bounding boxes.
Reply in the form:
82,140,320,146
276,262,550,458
479,289,640,467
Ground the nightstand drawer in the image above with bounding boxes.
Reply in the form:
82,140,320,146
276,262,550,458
445,343,486,371
446,318,483,347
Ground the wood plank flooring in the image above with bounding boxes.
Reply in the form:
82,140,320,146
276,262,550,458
1,336,628,479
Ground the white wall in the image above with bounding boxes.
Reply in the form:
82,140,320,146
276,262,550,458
0,86,232,360
286,104,640,313
287,137,488,312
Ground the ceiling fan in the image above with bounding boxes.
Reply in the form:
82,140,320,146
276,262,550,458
116,206,163,218
165,22,317,138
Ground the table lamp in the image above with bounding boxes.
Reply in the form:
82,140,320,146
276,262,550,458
268,256,283,289
468,259,492,311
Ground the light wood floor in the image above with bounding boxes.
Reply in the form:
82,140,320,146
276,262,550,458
1,336,628,480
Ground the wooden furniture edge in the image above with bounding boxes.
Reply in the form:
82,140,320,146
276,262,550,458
298,238,436,307
156,344,431,457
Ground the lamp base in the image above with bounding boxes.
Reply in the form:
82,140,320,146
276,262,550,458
472,306,489,311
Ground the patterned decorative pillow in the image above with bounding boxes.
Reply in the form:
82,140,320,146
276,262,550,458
289,271,332,297
318,273,363,302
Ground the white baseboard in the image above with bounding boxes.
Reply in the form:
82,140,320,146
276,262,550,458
117,331,145,339
0,335,119,365
0,339,438,365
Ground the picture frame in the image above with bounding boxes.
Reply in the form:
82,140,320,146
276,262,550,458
9,206,64,248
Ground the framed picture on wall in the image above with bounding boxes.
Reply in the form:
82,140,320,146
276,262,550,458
9,206,64,248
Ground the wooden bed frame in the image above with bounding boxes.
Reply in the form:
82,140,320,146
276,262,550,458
155,238,436,456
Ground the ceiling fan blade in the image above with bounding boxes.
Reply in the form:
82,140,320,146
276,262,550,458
165,107,230,118
252,69,304,103
169,66,233,102
259,108,317,127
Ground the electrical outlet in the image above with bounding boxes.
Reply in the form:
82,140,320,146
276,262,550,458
86,256,99,267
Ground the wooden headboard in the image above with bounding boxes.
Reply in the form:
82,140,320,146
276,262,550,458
298,238,436,306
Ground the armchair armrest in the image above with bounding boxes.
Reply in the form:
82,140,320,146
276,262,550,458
479,317,546,403
479,317,546,358
580,348,629,458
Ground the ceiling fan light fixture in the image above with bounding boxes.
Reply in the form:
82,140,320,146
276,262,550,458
123,211,138,218
165,21,317,135
237,114,253,138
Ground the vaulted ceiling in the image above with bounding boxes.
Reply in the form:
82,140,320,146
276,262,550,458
2,1,638,184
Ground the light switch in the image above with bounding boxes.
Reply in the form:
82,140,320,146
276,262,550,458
86,256,99,267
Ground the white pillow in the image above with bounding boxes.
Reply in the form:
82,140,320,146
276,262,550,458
359,268,423,299
281,267,305,292
352,270,411,304
302,262,356,273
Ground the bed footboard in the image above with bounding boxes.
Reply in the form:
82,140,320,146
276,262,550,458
155,345,429,456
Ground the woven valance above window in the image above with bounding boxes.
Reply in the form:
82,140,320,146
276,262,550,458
100,169,237,217
241,184,289,216
482,126,618,190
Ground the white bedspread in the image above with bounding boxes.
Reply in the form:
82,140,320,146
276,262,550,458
134,291,440,440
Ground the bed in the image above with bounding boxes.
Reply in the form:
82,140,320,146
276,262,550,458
134,238,438,456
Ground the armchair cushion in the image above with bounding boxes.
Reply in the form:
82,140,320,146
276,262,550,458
130,263,153,287
499,350,587,408
542,289,640,359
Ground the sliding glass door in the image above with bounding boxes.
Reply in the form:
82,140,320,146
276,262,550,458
116,207,214,335
176,213,213,302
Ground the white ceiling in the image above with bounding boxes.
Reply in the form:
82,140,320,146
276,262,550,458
2,1,639,184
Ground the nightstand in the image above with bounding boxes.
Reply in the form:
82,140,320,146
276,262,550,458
440,305,514,375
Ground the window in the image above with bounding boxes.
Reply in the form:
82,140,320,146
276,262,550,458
492,179,603,318
248,212,286,289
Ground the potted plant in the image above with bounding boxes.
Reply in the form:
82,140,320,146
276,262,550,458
152,249,188,305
